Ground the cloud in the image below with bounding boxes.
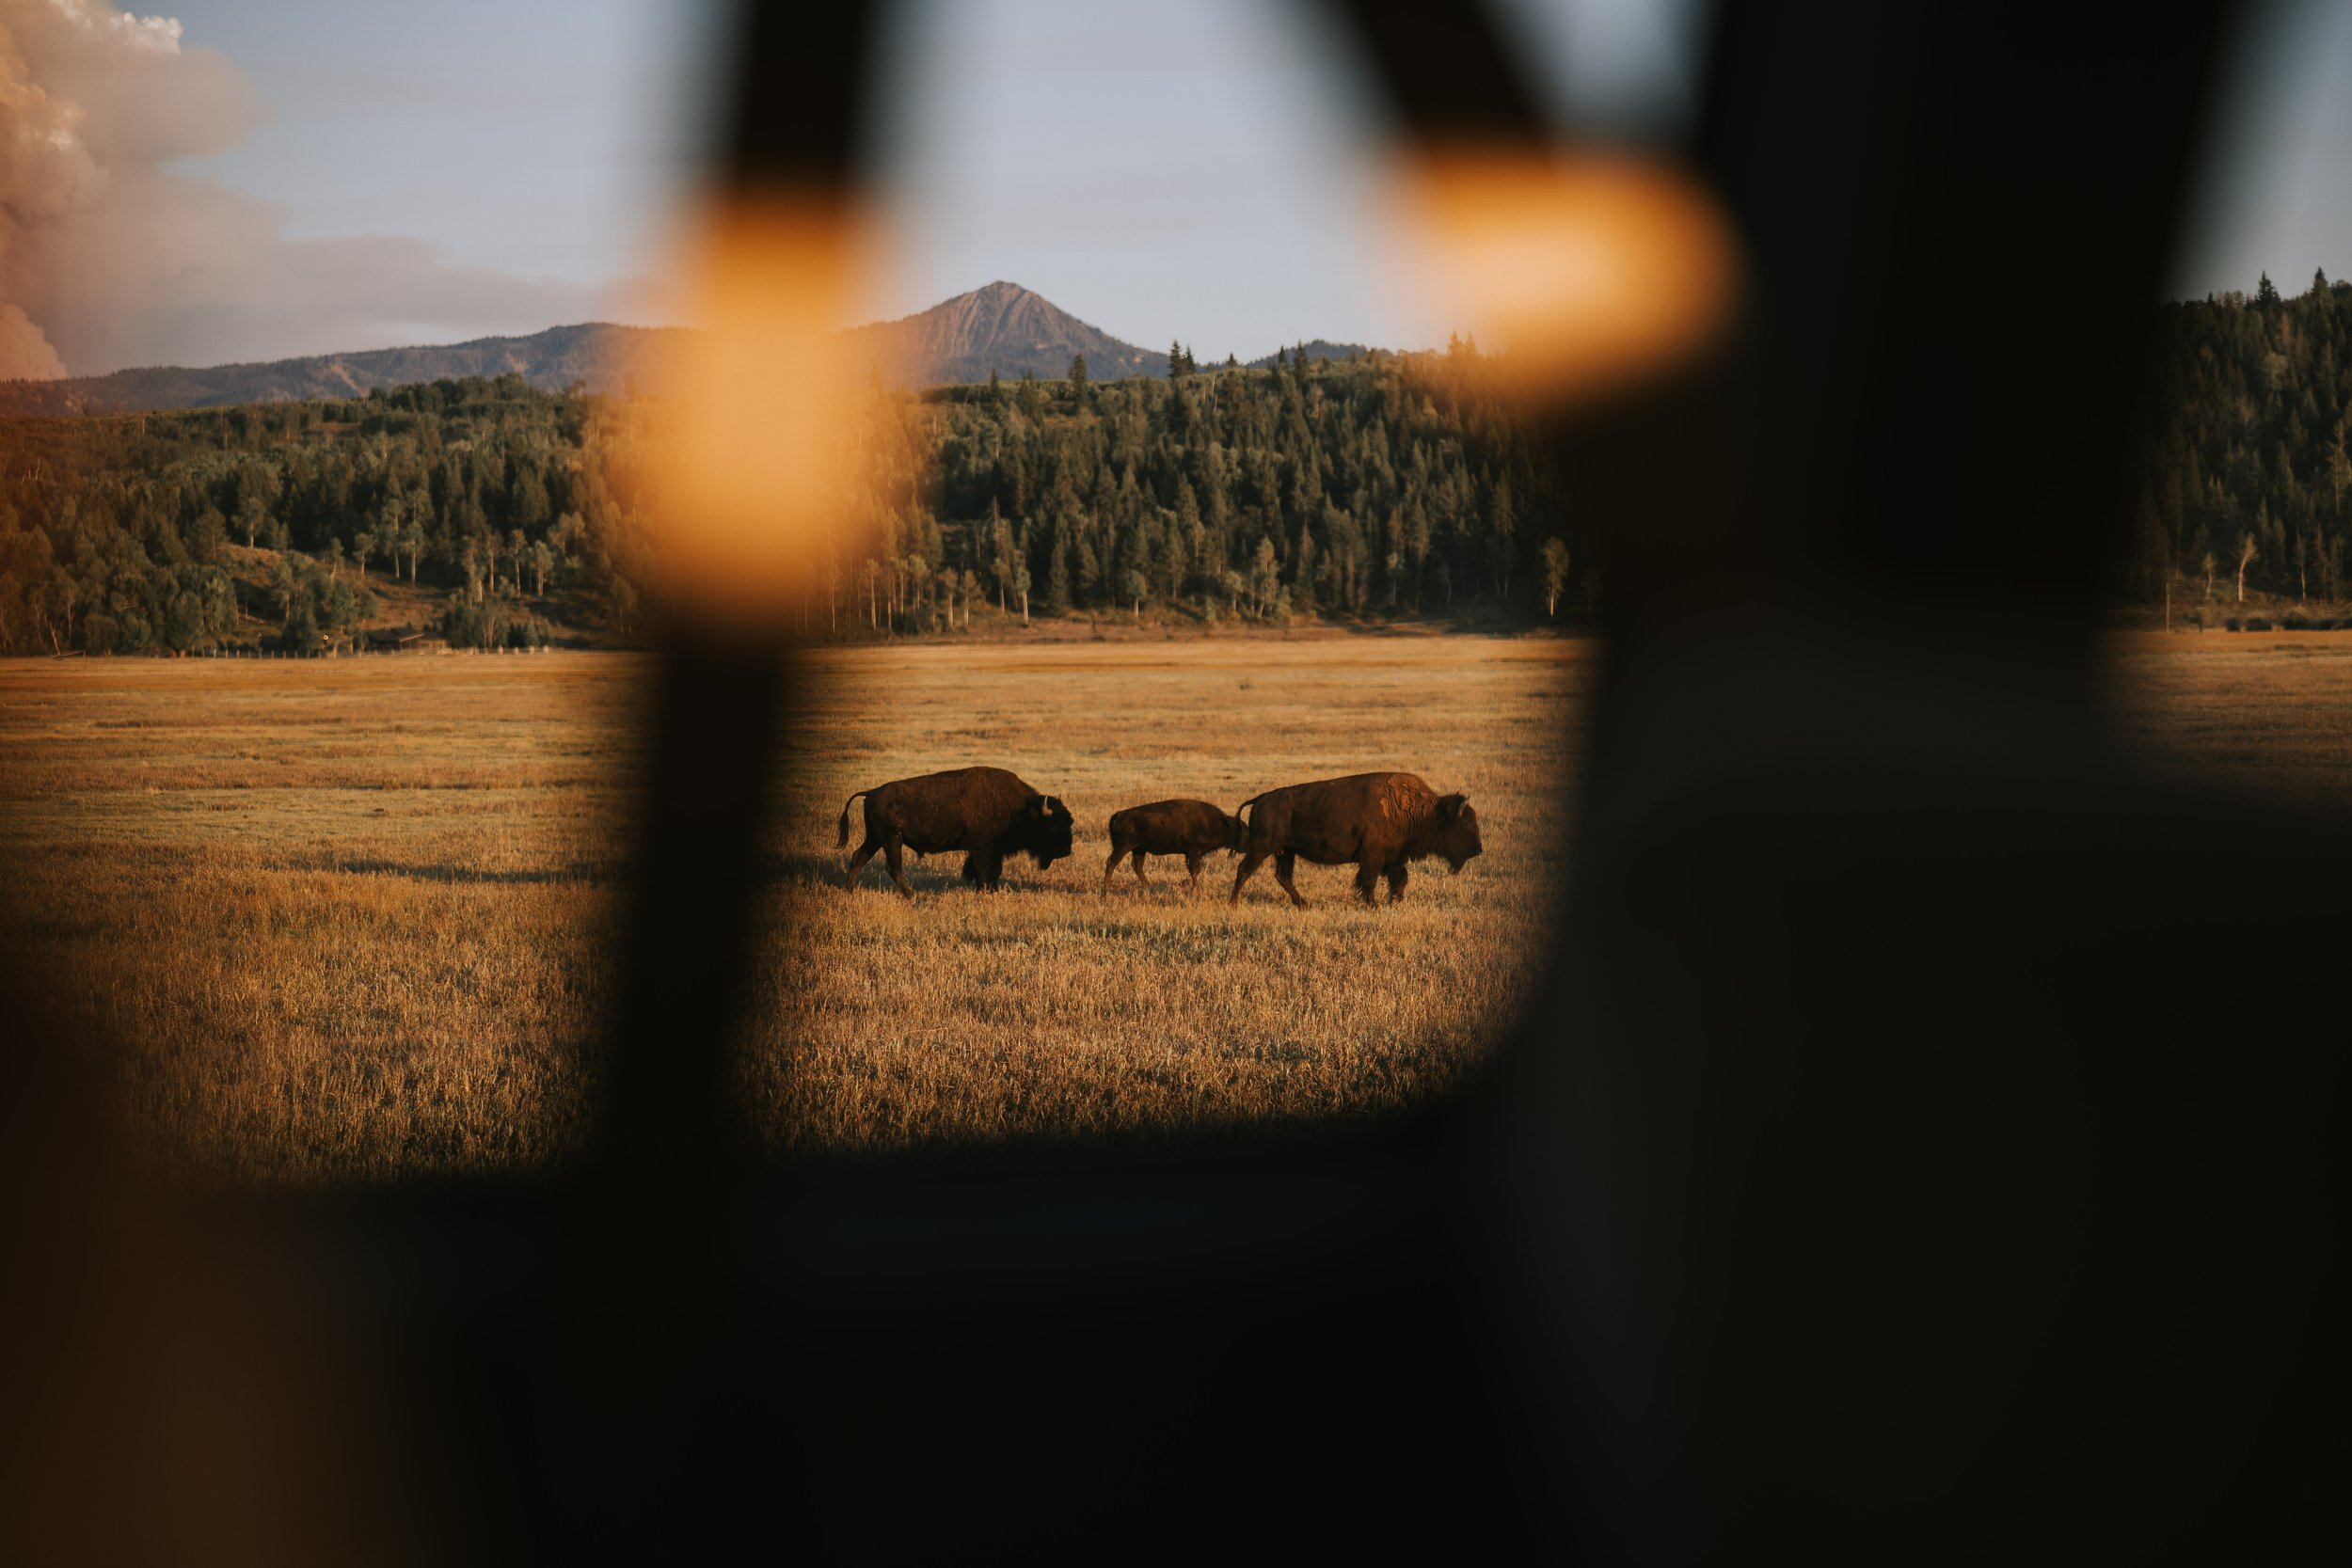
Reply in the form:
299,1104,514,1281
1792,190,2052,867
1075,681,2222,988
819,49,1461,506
0,300,60,378
0,0,614,379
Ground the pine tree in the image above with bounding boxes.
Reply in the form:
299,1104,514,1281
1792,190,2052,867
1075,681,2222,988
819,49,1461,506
2131,493,2169,602
1490,473,1518,596
1047,524,1073,614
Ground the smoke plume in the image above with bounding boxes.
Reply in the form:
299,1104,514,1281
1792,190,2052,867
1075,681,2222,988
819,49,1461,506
0,0,612,381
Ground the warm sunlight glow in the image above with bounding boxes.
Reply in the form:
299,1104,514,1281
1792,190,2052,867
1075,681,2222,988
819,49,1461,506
1391,149,1741,407
642,197,874,625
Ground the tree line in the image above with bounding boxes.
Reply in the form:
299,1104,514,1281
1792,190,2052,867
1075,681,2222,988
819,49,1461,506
29,278,2334,658
2134,269,2352,606
0,344,1588,654
0,373,639,655
821,339,1571,637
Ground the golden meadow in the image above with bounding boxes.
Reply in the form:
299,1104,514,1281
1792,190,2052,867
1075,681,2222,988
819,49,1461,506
4,630,2346,1183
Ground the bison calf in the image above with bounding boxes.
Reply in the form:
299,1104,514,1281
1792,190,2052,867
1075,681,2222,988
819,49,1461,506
1232,771,1482,907
837,766,1073,894
1103,799,1246,893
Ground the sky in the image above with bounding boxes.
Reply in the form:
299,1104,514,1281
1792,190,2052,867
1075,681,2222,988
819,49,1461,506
158,1,703,292
1,0,2343,377
2170,0,2352,301
150,0,1707,361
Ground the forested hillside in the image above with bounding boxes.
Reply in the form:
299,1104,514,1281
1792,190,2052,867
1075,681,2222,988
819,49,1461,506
2136,271,2352,606
10,272,2339,659
0,345,1570,655
0,374,637,654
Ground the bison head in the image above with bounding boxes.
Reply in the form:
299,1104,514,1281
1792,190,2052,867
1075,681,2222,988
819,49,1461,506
1012,793,1075,868
1434,794,1483,873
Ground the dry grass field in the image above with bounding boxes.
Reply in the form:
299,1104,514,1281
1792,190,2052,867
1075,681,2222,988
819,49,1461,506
0,654,646,1181
0,636,1583,1183
2103,630,2352,810
756,637,1581,1154
8,628,2345,1186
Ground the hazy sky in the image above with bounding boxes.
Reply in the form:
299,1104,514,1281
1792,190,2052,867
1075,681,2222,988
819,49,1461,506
24,0,2352,372
145,0,1703,364
160,0,702,292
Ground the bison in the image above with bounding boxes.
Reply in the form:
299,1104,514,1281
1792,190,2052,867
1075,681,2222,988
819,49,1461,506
1102,799,1247,893
836,766,1074,894
1231,771,1482,907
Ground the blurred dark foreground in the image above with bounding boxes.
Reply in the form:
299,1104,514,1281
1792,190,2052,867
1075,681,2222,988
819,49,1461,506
4,3,2344,1560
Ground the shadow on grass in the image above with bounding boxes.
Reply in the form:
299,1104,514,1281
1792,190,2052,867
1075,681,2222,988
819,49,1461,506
763,847,1094,897
329,859,618,885
325,852,1106,895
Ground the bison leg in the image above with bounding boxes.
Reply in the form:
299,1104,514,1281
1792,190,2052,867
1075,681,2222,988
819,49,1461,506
883,835,914,895
844,837,882,890
1353,860,1383,906
1384,862,1409,903
1275,850,1307,908
1131,848,1151,887
1184,850,1203,892
1230,849,1269,903
1102,843,1124,893
964,845,1005,890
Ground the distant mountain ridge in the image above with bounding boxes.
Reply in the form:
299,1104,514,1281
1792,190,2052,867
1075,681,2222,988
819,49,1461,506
0,284,1385,416
0,324,689,418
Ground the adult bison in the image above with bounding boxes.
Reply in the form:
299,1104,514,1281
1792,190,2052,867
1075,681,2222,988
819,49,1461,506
836,766,1074,894
1231,771,1482,907
1102,799,1246,893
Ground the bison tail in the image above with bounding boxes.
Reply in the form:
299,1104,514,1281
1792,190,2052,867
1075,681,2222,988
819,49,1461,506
836,790,868,849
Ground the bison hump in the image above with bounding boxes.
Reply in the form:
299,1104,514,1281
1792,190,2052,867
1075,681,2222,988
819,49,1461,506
1374,773,1436,823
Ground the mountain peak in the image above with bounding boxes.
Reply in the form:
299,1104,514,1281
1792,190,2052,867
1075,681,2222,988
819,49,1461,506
0,281,1384,417
845,282,1165,387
